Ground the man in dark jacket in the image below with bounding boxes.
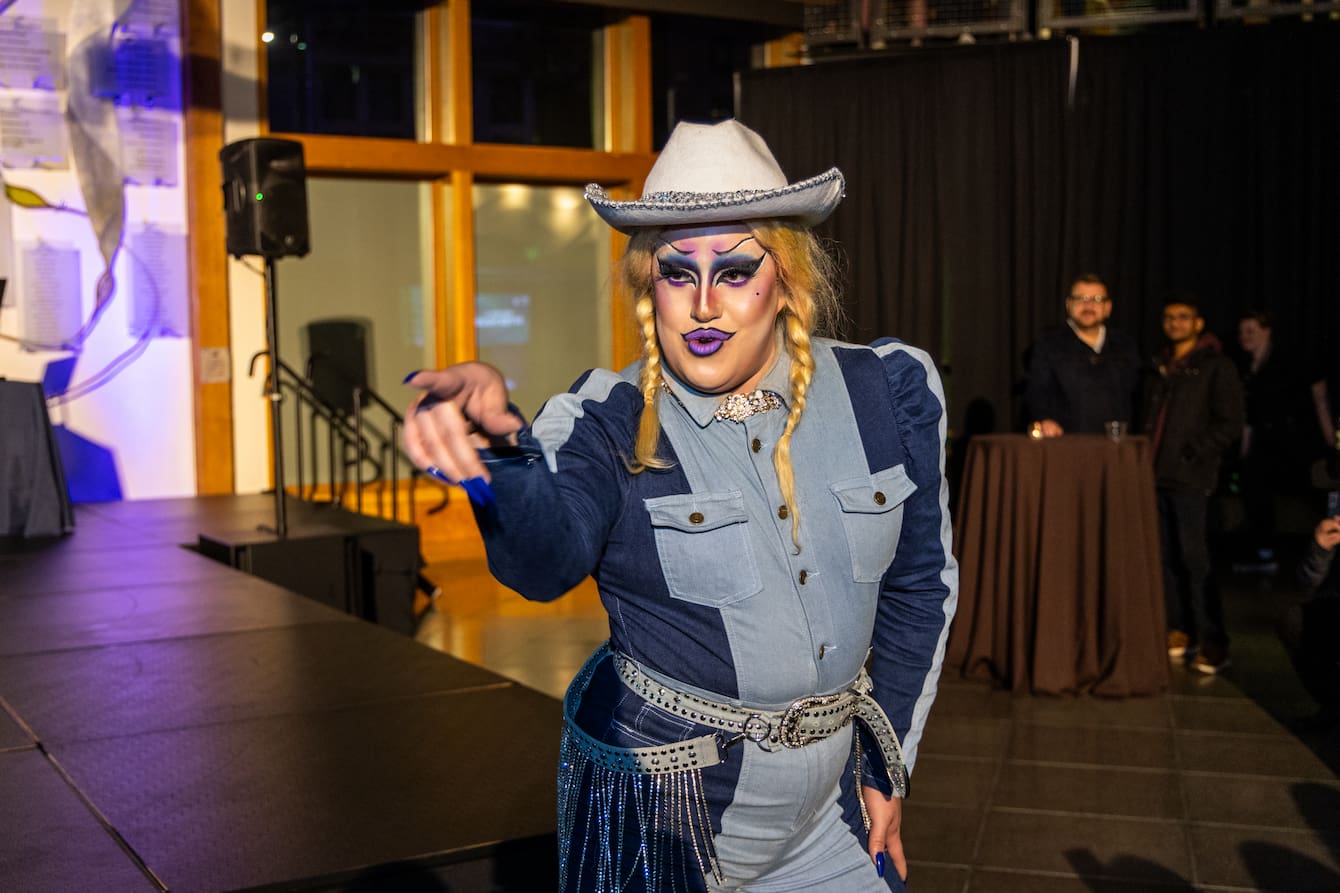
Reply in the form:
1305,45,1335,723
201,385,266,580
1143,297,1245,674
1026,273,1141,437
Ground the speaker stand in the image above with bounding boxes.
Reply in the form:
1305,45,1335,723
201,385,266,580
263,257,288,539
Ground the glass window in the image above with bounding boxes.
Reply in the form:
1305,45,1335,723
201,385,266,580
471,0,606,148
276,178,437,483
650,14,776,150
473,184,612,417
265,0,421,139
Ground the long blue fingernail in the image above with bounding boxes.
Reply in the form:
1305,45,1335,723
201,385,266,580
425,466,453,485
461,476,495,507
402,370,422,384
875,852,885,878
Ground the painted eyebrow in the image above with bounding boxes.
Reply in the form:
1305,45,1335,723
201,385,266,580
713,236,758,255
657,235,760,256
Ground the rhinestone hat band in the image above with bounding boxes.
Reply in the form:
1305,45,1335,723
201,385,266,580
714,389,784,423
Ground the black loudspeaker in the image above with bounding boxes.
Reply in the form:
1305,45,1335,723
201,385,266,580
306,319,371,416
219,138,311,258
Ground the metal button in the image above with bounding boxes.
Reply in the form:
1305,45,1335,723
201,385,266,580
689,511,704,525
751,438,762,453
777,505,789,520
874,491,886,505
818,644,827,659
798,570,808,585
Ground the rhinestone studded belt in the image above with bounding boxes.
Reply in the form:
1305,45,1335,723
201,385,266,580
563,643,909,796
614,651,858,749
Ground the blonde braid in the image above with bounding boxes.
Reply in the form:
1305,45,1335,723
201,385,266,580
621,230,671,473
631,293,672,471
776,310,814,550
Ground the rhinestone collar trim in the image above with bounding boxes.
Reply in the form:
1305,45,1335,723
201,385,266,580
713,389,784,423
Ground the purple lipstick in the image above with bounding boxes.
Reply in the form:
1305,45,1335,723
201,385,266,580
684,328,732,357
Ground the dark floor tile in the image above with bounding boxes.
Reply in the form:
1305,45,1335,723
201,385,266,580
1012,693,1171,730
1010,723,1177,769
902,863,969,893
918,715,1011,760
1183,775,1340,832
975,810,1191,879
900,803,982,866
994,763,1183,819
927,679,1015,720
1172,696,1290,735
911,756,998,807
967,868,1198,892
1191,824,1340,891
1176,730,1337,780
1165,664,1251,698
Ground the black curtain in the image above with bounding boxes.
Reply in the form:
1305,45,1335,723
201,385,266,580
739,24,1340,435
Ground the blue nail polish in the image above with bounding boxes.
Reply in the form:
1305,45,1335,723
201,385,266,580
402,370,422,384
425,466,453,485
875,852,885,878
461,476,495,507
415,394,444,414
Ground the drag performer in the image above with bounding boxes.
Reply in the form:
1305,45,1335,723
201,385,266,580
403,120,957,892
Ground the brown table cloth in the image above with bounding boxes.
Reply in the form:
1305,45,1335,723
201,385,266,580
946,433,1167,696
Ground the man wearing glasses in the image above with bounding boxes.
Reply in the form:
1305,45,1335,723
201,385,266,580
1025,273,1141,437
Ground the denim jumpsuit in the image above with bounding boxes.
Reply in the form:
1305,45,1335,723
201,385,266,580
475,337,958,892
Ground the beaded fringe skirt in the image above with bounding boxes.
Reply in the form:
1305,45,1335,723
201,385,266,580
557,726,724,892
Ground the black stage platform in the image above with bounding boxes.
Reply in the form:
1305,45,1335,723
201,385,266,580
0,496,561,892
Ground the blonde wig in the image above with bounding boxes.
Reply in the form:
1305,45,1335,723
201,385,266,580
620,220,843,550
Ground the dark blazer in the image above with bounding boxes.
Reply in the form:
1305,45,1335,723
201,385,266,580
1142,340,1245,493
1025,325,1141,434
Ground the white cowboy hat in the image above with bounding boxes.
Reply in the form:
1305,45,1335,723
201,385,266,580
584,119,845,234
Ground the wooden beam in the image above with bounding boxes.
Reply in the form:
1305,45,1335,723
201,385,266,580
431,179,451,367
184,0,234,494
448,170,477,364
282,133,653,186
445,0,472,145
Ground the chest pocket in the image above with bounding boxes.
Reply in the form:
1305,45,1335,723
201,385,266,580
644,491,762,607
830,464,917,583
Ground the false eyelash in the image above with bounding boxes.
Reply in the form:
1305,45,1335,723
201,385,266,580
714,257,765,284
657,260,697,283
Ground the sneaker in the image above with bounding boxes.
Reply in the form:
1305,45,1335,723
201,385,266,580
1167,630,1190,658
1190,645,1230,675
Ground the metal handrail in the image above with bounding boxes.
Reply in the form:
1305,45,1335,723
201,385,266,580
247,352,448,524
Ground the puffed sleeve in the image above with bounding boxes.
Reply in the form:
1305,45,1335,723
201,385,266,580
863,341,959,793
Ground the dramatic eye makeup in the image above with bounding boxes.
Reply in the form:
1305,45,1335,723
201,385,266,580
654,236,769,289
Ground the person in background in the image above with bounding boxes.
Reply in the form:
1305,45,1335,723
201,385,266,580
1233,311,1314,573
1025,274,1141,438
403,119,957,892
1278,505,1340,731
1144,296,1245,675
